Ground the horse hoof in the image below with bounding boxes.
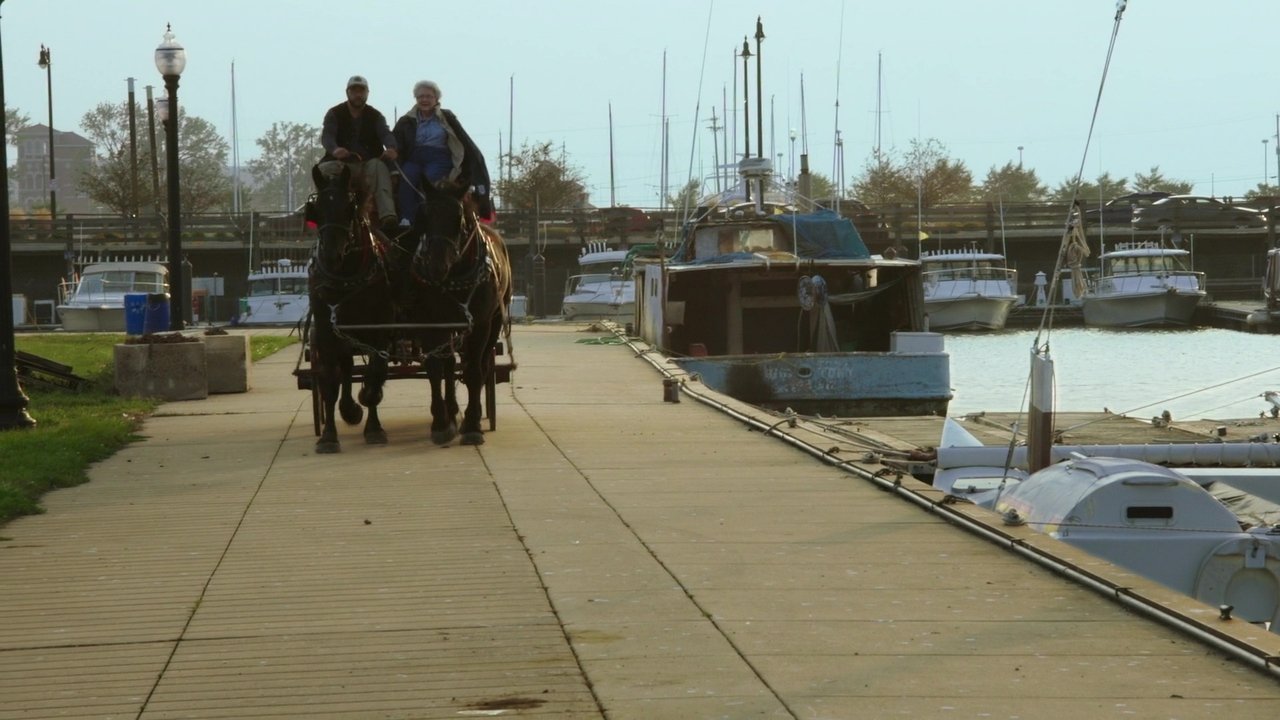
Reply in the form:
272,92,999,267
316,441,341,454
431,429,456,446
339,402,364,425
461,431,485,446
365,430,388,445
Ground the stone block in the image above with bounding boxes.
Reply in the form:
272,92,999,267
113,341,208,401
204,334,251,394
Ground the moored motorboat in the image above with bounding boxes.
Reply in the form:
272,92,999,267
920,248,1018,331
561,241,633,321
238,258,309,326
634,159,950,417
1081,242,1205,327
56,260,169,332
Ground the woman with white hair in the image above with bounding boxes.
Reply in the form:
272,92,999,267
392,80,493,227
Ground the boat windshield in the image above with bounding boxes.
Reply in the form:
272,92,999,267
693,225,781,259
78,270,165,295
925,261,1010,281
249,277,307,296
566,272,625,294
1107,254,1190,275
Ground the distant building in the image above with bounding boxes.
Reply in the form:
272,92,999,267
14,124,95,215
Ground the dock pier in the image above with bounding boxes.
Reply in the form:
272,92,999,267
3,324,1280,717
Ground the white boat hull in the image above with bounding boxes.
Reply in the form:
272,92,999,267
675,349,951,417
561,300,634,322
1082,290,1203,327
56,305,125,332
239,295,309,326
924,295,1016,331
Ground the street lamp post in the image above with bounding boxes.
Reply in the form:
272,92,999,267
37,44,64,281
155,24,186,331
0,0,35,429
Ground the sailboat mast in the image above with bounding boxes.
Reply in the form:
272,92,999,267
507,74,514,210
740,37,752,203
230,62,240,213
875,52,882,158
709,106,721,194
608,102,616,207
661,50,668,212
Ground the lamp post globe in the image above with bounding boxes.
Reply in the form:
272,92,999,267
155,24,186,330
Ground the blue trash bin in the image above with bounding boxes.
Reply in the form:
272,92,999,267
143,293,171,334
124,293,147,336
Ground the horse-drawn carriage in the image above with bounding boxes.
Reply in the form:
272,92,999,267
291,162,515,453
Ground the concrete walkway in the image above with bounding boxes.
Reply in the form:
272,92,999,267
3,324,1280,719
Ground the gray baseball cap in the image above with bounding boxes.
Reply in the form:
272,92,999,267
346,75,369,89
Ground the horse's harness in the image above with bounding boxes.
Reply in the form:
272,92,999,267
413,201,492,321
309,187,394,359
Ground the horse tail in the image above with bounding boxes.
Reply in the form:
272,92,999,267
482,224,517,370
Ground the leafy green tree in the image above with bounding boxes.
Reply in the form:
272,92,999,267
853,140,973,208
1049,172,1129,203
667,179,700,211
5,105,29,146
247,122,323,212
76,101,155,217
79,101,230,215
806,172,836,202
1245,183,1280,200
904,138,973,207
1131,166,1192,194
497,141,587,210
165,111,232,214
851,153,916,205
977,161,1047,202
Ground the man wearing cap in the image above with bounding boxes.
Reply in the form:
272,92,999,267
320,75,399,235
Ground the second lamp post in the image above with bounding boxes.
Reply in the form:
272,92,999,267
155,24,186,330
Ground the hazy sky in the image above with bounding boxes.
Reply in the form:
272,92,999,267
5,0,1280,208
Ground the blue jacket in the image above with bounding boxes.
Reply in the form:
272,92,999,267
393,108,493,219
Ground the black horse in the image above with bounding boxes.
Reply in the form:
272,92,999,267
402,181,513,446
307,163,395,453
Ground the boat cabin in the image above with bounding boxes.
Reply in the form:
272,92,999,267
638,210,927,357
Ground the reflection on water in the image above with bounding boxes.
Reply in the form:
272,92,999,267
945,327,1280,421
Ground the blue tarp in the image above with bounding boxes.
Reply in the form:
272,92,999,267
768,210,870,259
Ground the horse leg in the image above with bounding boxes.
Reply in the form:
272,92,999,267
360,351,389,445
315,360,343,454
426,352,458,445
459,321,497,445
337,352,364,425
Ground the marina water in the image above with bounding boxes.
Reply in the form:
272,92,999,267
946,327,1280,421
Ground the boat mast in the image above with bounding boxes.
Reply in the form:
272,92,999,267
230,61,240,214
608,102,616,207
709,106,721,194
754,17,764,162
661,50,668,213
739,36,752,203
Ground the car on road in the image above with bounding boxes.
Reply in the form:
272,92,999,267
1131,195,1269,230
1083,191,1171,227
